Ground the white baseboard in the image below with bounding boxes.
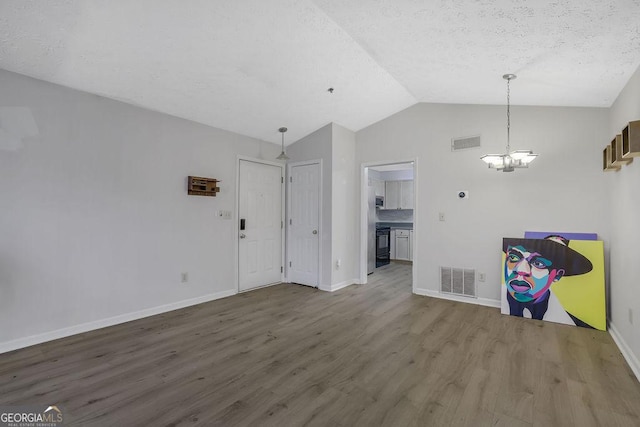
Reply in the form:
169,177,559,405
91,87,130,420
609,322,640,383
319,279,359,292
413,288,501,308
0,289,237,355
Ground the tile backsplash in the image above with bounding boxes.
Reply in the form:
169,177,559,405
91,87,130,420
377,209,413,222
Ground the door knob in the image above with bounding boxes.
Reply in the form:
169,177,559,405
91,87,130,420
312,230,318,234
240,233,246,239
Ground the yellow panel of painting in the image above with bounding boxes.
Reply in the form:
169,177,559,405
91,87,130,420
550,240,606,331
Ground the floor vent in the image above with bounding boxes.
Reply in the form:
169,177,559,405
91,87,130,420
451,135,481,151
440,267,476,297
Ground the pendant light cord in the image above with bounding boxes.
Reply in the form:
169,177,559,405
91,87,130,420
276,126,289,160
506,77,511,153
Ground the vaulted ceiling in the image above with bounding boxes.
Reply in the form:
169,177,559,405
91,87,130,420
2,0,639,144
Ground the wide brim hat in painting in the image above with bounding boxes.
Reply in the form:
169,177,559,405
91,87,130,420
503,235,592,276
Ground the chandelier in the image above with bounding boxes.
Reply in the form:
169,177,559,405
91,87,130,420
480,74,538,172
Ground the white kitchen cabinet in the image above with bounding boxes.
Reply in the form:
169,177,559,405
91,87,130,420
384,181,400,209
395,229,410,260
384,180,413,209
400,181,414,209
373,179,385,198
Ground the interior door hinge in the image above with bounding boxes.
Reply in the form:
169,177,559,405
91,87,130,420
289,219,292,225
289,176,292,183
289,261,292,267
281,176,284,183
281,266,283,273
281,220,283,229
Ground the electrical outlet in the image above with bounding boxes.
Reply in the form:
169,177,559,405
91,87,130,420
223,210,232,220
439,212,445,221
336,259,341,270
216,210,223,218
478,272,486,282
181,272,189,283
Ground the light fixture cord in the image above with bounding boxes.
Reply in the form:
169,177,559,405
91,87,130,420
281,132,285,152
506,77,511,153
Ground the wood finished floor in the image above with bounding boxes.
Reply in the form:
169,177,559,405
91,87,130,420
1,262,640,426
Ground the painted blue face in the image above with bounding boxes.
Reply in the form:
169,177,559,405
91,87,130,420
505,245,563,302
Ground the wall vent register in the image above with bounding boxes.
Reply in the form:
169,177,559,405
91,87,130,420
451,135,481,151
440,267,476,297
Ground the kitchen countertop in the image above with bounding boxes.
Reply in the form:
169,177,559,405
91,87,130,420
376,222,413,229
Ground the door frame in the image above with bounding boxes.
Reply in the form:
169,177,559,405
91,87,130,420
359,158,419,293
286,159,323,287
235,156,286,293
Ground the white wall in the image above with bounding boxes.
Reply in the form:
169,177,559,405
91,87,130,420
0,69,280,349
285,124,333,288
607,65,640,375
378,169,413,181
356,102,610,302
331,124,358,287
286,123,358,290
369,169,383,181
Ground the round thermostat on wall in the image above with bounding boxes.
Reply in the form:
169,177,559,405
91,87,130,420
457,190,469,199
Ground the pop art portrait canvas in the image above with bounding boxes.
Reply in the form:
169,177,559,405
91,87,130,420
501,236,606,330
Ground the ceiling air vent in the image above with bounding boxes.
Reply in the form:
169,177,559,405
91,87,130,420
451,135,481,151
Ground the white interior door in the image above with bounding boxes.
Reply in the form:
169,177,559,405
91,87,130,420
288,162,320,287
238,160,283,291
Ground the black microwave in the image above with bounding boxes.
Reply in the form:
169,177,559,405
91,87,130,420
375,196,384,207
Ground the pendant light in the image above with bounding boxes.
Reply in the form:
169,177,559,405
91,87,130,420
276,127,289,160
481,74,538,172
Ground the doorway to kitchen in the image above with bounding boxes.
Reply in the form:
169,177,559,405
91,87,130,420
360,160,417,293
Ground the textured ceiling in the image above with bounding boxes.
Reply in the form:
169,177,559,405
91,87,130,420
1,0,640,144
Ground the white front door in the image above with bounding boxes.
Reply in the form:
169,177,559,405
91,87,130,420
238,159,283,291
287,162,320,287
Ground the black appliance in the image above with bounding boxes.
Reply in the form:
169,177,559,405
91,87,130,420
376,226,391,267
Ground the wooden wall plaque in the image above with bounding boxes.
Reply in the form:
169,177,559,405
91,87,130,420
188,176,220,196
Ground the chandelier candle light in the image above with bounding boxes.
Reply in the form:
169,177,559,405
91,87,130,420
481,74,538,172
